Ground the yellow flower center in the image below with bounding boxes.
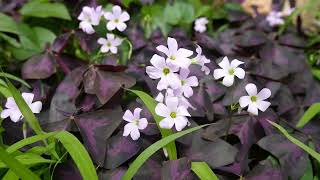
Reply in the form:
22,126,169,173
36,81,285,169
170,112,177,118
228,68,235,75
163,68,170,75
251,96,257,102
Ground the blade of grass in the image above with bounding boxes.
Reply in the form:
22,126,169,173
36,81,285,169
296,103,320,128
0,72,31,88
128,89,177,160
0,146,40,180
268,120,320,162
0,153,56,168
54,131,98,180
191,162,219,180
6,132,57,154
122,124,209,180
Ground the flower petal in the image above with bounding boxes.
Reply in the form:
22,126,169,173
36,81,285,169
156,45,170,56
167,37,178,55
157,77,169,90
0,109,11,119
150,54,166,69
222,75,234,87
155,92,164,102
257,100,271,112
177,48,193,58
133,108,142,119
159,117,175,129
239,96,251,108
146,66,162,79
112,5,122,17
5,97,16,109
106,21,116,31
116,22,127,32
130,127,140,140
138,118,148,130
123,123,134,136
247,103,258,115
30,101,42,114
165,96,179,111
213,69,227,79
177,106,190,116
245,83,257,96
109,47,118,54
179,68,190,79
218,57,230,69
155,103,170,117
104,12,114,20
101,45,110,53
174,116,188,131
234,68,245,79
186,76,198,87
10,111,22,123
230,59,244,68
123,110,134,122
22,93,34,105
183,86,193,98
97,38,107,45
167,73,180,89
120,12,130,22
257,88,271,100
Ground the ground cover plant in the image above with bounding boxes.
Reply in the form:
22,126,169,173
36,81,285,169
0,0,320,179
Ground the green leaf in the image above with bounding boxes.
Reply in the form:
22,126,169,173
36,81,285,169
2,170,19,180
128,89,177,160
33,27,56,48
0,32,21,48
6,132,57,154
191,162,219,180
300,158,314,180
296,103,320,128
268,120,320,162
20,1,71,20
0,146,40,180
6,81,44,135
119,39,133,65
312,69,320,80
0,153,55,168
164,4,181,25
122,124,208,180
54,131,98,180
0,72,31,88
0,13,19,34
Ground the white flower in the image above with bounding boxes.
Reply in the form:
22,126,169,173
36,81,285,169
97,33,122,54
156,37,193,69
156,89,195,110
104,5,130,32
1,93,42,123
266,11,284,27
155,96,191,131
213,57,245,87
123,108,148,140
192,45,210,75
239,83,271,116
176,69,198,98
146,54,180,90
194,17,209,33
78,6,103,34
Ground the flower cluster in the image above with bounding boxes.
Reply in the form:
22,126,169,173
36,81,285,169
78,5,130,54
194,17,209,33
213,57,271,115
266,8,294,27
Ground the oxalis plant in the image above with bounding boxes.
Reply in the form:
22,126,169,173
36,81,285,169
1,2,320,180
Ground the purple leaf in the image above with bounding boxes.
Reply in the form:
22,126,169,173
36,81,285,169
51,32,72,54
99,167,127,180
257,134,309,179
83,67,136,104
161,158,194,180
53,160,82,180
104,133,141,169
74,108,123,165
279,33,307,48
22,52,57,79
235,30,267,47
134,159,161,180
245,159,282,180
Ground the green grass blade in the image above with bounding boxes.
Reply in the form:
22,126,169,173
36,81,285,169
296,103,320,128
0,146,40,180
128,89,177,160
54,131,98,180
0,153,56,168
0,72,31,88
2,170,19,180
6,132,57,154
268,120,320,162
6,81,43,135
122,124,208,180
191,162,219,180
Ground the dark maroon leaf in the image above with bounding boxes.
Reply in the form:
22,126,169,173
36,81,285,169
185,131,238,168
227,10,249,23
51,32,72,54
83,66,136,104
94,64,127,72
75,31,98,53
272,85,296,115
104,133,141,169
235,30,267,47
303,83,320,107
257,134,309,179
22,52,57,79
279,33,307,48
126,23,146,50
245,159,282,180
204,78,227,102
99,167,127,180
161,158,194,180
53,160,82,180
134,159,161,180
255,109,279,135
74,108,123,165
